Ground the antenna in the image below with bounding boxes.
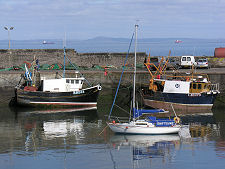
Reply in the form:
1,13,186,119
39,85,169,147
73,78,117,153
63,32,66,78
135,19,140,25
193,46,196,56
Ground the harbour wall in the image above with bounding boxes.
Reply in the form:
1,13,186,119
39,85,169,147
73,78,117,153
0,70,225,92
0,49,147,69
1,49,225,69
0,49,77,68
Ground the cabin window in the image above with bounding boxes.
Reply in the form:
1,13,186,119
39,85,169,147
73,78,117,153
66,79,69,83
187,57,191,61
204,84,207,89
193,83,197,89
81,80,83,84
76,80,79,84
198,84,202,89
71,80,74,84
182,57,186,61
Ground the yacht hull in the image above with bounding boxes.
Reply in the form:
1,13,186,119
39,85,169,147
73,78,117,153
108,123,180,135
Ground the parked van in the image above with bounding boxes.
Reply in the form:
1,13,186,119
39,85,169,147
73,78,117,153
180,56,196,68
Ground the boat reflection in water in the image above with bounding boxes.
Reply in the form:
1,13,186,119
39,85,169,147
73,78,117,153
110,134,180,167
11,106,97,114
8,107,100,151
43,117,85,139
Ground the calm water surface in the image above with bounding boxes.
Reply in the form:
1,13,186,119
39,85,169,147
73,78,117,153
0,90,225,169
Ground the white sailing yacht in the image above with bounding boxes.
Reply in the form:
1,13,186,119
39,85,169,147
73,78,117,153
107,25,181,134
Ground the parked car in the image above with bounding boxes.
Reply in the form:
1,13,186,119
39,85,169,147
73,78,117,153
196,58,209,69
180,56,196,68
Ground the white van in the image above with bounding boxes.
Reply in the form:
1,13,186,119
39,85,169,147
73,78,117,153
180,56,196,68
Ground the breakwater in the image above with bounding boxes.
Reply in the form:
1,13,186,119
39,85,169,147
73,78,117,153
0,49,147,69
1,49,225,69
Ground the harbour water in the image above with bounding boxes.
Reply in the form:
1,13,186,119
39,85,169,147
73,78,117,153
0,87,225,169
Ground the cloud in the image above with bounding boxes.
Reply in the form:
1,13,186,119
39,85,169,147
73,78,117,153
0,0,225,39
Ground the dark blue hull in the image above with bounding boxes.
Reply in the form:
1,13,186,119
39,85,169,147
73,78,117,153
141,90,218,113
15,85,100,108
162,93,217,105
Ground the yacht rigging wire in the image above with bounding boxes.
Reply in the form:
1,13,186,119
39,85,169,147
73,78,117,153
108,31,135,120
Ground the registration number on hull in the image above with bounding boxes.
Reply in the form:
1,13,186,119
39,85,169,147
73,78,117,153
73,90,85,95
188,93,201,97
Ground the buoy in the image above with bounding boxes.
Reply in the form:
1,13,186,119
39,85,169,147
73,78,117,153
104,68,107,76
174,117,180,124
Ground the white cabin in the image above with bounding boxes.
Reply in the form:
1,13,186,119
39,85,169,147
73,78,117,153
163,80,190,94
43,77,85,92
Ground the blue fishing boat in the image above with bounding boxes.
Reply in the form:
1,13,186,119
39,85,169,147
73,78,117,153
142,56,220,113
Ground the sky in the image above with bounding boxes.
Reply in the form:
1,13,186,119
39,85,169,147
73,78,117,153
0,0,225,40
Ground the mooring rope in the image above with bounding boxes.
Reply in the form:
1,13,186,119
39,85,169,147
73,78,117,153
114,104,130,114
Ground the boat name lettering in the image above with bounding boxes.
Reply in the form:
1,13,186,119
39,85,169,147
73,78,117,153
73,90,84,94
156,121,174,127
188,93,201,97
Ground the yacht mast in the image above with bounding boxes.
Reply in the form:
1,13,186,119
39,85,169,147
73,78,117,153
133,24,138,114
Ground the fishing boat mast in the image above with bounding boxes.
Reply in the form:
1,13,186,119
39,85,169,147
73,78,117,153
63,33,66,78
63,47,66,78
133,24,138,119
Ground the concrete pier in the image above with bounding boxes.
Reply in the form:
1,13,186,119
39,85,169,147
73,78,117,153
0,68,225,92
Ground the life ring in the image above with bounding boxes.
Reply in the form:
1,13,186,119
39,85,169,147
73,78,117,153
174,117,180,124
97,85,102,91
